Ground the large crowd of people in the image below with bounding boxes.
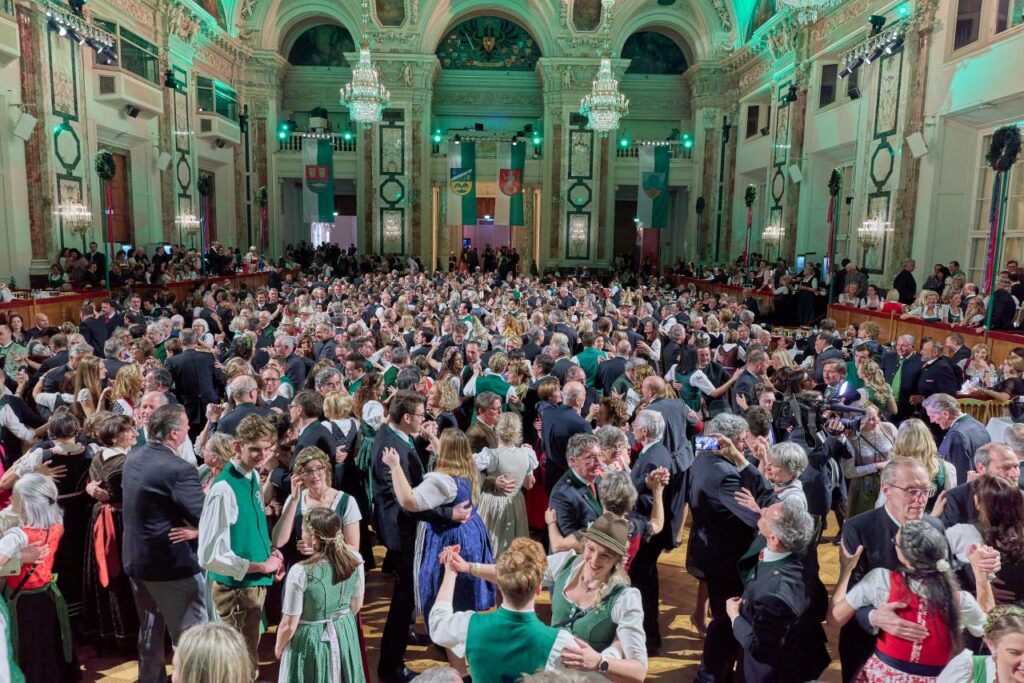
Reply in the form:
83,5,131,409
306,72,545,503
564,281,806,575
0,244,1023,683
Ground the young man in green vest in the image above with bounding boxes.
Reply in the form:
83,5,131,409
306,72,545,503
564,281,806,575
198,414,284,669
430,538,574,681
463,352,519,410
572,331,608,388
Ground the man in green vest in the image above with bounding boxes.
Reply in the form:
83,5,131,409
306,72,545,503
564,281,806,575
345,353,367,395
429,537,575,681
147,323,168,362
463,352,519,410
572,331,608,388
198,414,284,669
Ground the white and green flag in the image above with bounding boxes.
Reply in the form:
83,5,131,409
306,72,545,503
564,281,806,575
494,141,525,226
447,140,476,225
637,146,670,228
303,137,334,222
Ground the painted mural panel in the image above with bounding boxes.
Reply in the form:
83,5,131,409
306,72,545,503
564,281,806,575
874,51,903,138
572,0,602,31
436,17,541,70
288,25,355,67
48,32,77,120
375,0,406,27
622,32,687,74
196,0,227,31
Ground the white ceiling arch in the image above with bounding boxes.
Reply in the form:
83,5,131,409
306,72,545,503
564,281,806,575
610,4,724,65
247,0,365,54
416,0,563,58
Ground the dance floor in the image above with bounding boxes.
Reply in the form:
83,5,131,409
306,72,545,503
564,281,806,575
80,520,845,682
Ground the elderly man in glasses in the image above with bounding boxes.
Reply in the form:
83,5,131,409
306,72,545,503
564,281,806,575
836,457,999,682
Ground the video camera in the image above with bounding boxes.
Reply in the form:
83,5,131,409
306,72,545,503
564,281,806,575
796,381,867,435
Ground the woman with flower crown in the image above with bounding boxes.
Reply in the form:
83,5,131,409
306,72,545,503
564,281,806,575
275,506,366,682
938,605,1024,682
829,520,997,682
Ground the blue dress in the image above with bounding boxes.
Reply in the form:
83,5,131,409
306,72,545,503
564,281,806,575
415,476,495,630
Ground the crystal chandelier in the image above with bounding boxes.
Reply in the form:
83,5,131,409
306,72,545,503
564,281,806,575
858,216,892,248
176,212,201,236
762,221,785,247
779,0,830,25
579,0,628,135
341,1,390,126
57,199,92,236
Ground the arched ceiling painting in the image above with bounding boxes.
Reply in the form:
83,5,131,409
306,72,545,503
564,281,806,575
287,25,355,67
436,17,542,71
197,0,228,31
622,31,687,74
573,0,602,32
375,0,405,27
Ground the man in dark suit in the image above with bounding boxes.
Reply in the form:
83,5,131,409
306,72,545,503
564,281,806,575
728,499,830,683
988,276,1018,330
98,299,123,335
923,393,992,483
943,333,972,383
521,328,544,362
212,375,271,436
466,392,500,453
641,376,695,477
541,382,594,494
811,332,846,383
22,313,52,343
912,340,960,404
816,359,860,404
732,349,768,411
881,334,923,423
79,303,108,358
290,389,338,465
102,337,129,379
85,241,106,276
939,442,1022,526
166,329,225,438
837,458,971,682
371,391,468,682
690,413,775,683
550,342,576,386
629,409,683,653
272,334,308,390
313,322,337,363
122,404,208,683
595,340,630,395
548,433,604,536
892,258,917,305
550,310,581,355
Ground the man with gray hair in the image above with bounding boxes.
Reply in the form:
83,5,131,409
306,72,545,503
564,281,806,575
923,392,990,483
313,366,344,394
167,327,224,438
122,403,208,682
690,412,775,681
272,334,307,388
548,433,604,537
541,381,594,494
939,441,1023,526
881,334,922,422
629,409,677,652
103,336,128,378
213,375,270,437
726,497,830,683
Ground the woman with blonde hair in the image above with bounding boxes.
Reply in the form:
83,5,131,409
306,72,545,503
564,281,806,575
965,296,987,328
275,508,366,682
173,622,253,683
858,359,898,416
474,413,538,557
109,363,143,417
426,379,460,434
770,348,795,374
74,355,109,419
962,344,997,387
887,418,957,513
381,428,495,630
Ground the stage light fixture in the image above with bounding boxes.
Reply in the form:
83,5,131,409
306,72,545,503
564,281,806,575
683,139,693,149
785,85,798,102
511,134,518,145
897,3,911,16
454,134,461,145
759,125,770,136
868,15,887,35
838,66,850,79
342,129,353,141
618,135,630,148
238,113,249,133
531,133,541,145
432,128,442,143
58,24,68,37
164,70,177,89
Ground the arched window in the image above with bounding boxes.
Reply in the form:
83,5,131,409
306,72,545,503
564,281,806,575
287,25,356,67
621,31,687,75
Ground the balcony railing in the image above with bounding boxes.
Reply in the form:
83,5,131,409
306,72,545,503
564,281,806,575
615,143,693,160
278,132,357,153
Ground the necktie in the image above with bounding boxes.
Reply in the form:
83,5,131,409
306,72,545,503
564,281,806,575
892,357,905,399
588,482,598,500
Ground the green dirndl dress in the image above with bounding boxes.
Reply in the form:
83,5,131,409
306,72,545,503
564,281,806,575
278,559,365,683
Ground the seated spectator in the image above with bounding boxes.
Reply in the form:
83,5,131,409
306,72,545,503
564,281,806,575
859,284,885,311
902,290,948,323
838,283,863,307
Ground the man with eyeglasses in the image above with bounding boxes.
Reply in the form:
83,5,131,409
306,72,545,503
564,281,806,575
548,433,605,540
372,390,471,682
836,457,998,682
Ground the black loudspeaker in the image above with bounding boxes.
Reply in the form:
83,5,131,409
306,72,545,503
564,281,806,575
848,85,861,99
125,105,140,118
215,139,226,149
759,125,770,136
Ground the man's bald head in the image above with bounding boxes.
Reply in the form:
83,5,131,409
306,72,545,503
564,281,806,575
642,375,666,399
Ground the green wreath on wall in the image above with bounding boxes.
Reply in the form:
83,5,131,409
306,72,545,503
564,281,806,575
987,126,1021,172
95,150,116,181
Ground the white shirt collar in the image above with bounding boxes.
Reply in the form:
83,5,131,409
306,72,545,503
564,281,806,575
762,548,791,562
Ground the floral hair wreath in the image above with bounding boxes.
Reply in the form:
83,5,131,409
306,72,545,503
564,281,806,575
302,516,345,550
984,605,1024,634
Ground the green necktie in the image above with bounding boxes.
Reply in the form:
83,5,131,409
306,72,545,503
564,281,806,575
891,357,905,399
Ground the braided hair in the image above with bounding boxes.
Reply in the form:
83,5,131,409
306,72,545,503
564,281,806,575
897,520,962,653
301,507,361,584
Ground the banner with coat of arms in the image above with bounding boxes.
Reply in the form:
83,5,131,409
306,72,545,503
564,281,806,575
494,141,525,226
637,146,670,228
447,140,477,225
303,137,334,223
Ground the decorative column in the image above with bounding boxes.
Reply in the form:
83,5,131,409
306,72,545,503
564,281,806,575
889,0,939,276
686,64,732,265
16,4,54,277
781,64,810,261
242,50,286,255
